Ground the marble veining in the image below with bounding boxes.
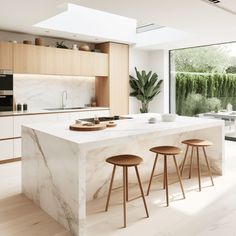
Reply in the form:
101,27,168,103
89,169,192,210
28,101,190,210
21,114,225,236
14,74,95,109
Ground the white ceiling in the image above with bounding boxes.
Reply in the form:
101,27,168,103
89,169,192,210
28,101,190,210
1,0,236,50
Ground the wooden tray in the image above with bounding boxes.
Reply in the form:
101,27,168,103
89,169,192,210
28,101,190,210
69,121,117,131
69,123,106,131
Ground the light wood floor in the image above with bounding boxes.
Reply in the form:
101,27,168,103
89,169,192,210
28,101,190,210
1,141,236,236
0,161,71,236
0,194,71,236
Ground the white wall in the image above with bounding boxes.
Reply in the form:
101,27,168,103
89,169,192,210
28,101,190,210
129,47,169,114
129,47,150,114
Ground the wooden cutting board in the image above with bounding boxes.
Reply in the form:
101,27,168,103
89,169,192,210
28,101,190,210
69,122,117,131
69,123,106,131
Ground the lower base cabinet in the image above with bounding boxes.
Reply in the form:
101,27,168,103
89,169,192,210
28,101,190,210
0,109,110,162
0,140,14,161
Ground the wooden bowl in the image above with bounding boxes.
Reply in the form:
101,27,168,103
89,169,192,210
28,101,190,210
35,38,44,46
23,40,32,45
79,44,90,51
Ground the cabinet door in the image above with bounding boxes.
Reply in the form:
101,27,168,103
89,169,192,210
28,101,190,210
13,44,108,76
0,116,13,139
13,44,45,74
14,138,21,158
94,53,108,76
14,114,58,137
0,42,13,70
0,139,14,160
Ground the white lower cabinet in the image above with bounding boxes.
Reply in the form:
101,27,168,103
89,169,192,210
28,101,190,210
13,138,21,158
14,114,58,137
0,139,14,161
0,116,14,139
0,109,110,161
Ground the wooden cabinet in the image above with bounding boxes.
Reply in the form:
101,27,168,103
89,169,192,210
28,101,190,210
96,42,129,115
13,44,108,76
0,42,13,70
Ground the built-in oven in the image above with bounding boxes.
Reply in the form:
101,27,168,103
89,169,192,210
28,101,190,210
0,70,13,111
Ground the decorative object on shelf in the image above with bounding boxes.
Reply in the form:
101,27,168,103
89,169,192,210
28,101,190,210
55,41,68,49
16,104,22,111
79,43,90,51
72,44,78,50
23,40,32,44
35,38,44,46
23,103,28,111
129,67,163,113
8,40,17,44
91,97,97,107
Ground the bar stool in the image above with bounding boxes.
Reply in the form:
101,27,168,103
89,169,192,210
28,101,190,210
105,154,149,228
147,146,185,207
181,139,214,191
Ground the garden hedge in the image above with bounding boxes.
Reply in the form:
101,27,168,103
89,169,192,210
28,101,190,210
175,72,236,115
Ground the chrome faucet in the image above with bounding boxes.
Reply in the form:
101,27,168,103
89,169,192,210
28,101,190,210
61,90,68,109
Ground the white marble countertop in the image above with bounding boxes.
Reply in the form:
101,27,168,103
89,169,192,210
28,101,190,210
0,107,109,117
23,113,224,145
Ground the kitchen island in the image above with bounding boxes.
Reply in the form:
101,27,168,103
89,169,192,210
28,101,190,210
21,114,224,236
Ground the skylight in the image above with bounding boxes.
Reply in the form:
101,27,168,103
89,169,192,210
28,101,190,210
34,3,137,44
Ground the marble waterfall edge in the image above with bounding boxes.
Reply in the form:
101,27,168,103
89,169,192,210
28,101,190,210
21,114,224,236
22,127,84,236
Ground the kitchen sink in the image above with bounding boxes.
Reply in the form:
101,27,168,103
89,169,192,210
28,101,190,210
44,107,85,111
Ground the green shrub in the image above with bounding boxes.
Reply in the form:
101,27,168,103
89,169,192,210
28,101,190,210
182,93,221,116
175,72,236,115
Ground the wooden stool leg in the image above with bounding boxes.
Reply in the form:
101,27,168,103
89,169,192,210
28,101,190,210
123,166,127,228
163,169,166,190
126,168,129,201
196,147,201,192
147,154,158,195
173,155,185,199
135,166,149,218
164,155,169,207
202,147,214,186
105,165,116,211
181,145,189,176
189,146,194,179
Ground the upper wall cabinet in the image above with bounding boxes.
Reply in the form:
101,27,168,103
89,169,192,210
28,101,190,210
0,42,13,70
13,44,108,76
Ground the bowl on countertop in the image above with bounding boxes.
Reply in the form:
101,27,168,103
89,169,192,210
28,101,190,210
161,113,177,122
148,117,157,124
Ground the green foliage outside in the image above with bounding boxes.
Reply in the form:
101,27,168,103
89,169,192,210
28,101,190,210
171,46,232,73
182,93,221,116
175,72,236,115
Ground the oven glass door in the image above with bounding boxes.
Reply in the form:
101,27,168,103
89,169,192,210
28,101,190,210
0,74,13,90
0,95,13,111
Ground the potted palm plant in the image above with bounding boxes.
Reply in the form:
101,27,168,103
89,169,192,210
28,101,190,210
129,67,163,113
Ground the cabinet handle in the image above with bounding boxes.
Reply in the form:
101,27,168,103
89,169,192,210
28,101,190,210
0,96,6,98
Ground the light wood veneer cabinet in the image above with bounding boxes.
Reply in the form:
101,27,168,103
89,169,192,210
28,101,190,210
96,42,129,115
13,44,108,76
0,42,13,70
